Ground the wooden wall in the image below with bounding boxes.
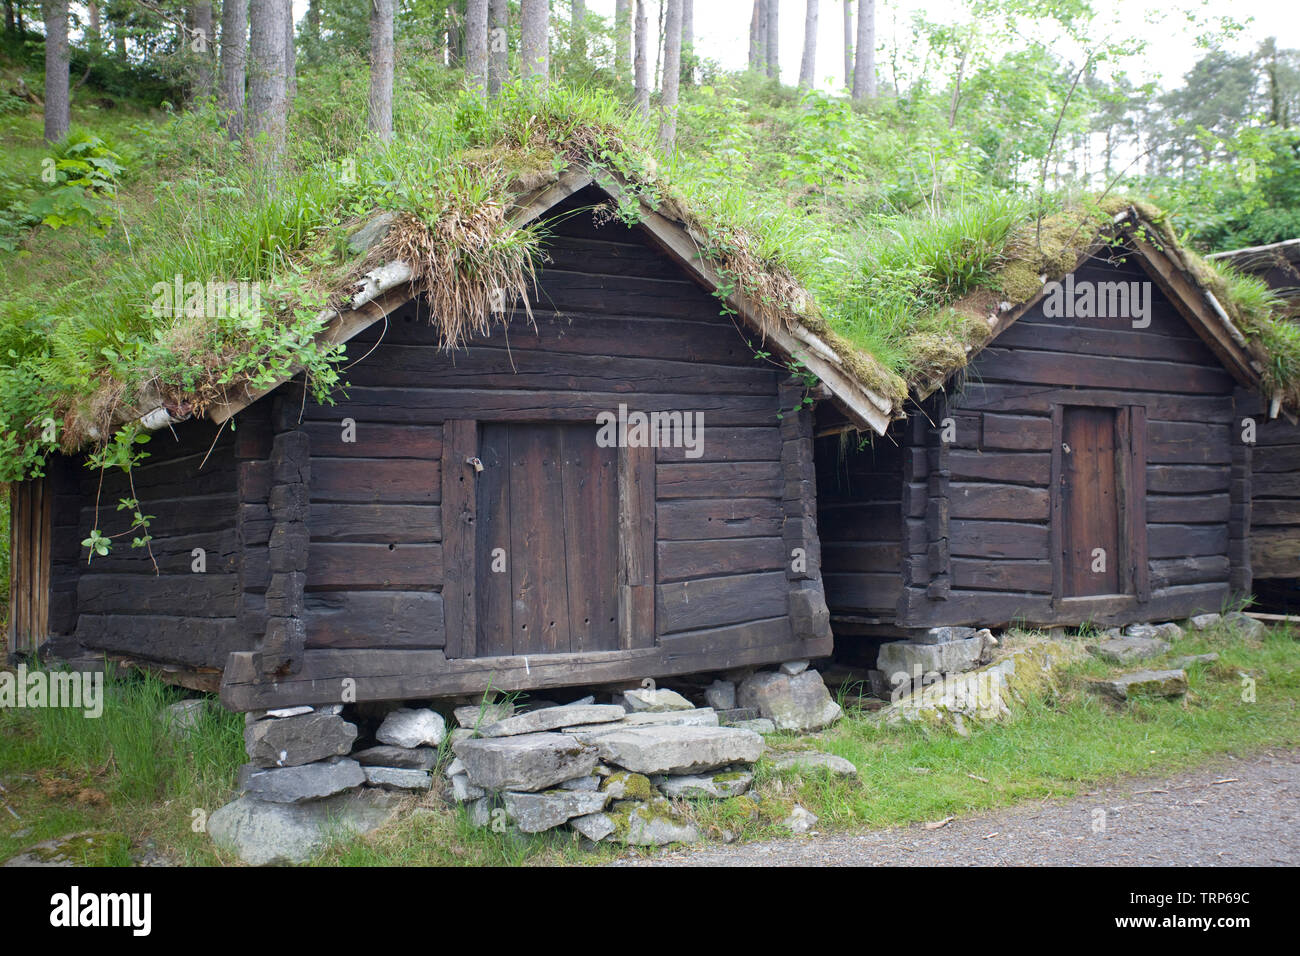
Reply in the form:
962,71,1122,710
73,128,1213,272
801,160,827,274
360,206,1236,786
221,188,832,708
66,420,245,669
819,248,1250,631
1246,404,1300,580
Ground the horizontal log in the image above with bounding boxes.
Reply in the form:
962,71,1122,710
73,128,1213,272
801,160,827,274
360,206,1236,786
1146,464,1230,494
656,426,782,462
656,498,784,540
948,450,1050,486
1150,555,1231,589
950,557,1053,593
77,614,245,669
655,461,782,499
980,413,1053,451
656,537,786,583
1147,420,1231,464
896,583,1228,629
306,543,442,590
949,482,1050,522
973,347,1234,395
304,590,446,649
308,503,441,543
949,520,1049,560
76,573,240,617
655,571,790,635
955,384,1235,421
301,422,441,459
1148,523,1228,559
310,458,440,504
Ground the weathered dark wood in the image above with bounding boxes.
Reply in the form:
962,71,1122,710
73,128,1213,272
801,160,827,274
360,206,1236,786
656,571,789,635
619,442,657,649
305,591,445,649
441,419,478,659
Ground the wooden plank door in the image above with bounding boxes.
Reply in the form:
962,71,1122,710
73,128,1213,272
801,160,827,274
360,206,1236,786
8,477,52,656
1060,406,1122,596
473,423,620,657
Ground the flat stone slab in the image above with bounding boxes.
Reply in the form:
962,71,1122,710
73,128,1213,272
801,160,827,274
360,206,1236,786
362,767,434,791
875,637,984,681
592,725,765,775
770,751,858,776
571,812,617,842
502,789,610,833
453,701,516,729
244,712,357,768
1090,669,1188,701
1087,636,1170,664
481,704,625,738
915,626,978,645
376,708,446,749
716,707,760,725
737,669,842,732
1169,653,1219,668
620,688,695,712
1187,613,1223,631
244,757,365,803
452,733,598,792
353,745,438,771
731,718,775,734
207,789,401,865
658,770,753,799
564,708,719,738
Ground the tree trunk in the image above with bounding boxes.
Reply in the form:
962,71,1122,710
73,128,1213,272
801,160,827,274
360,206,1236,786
842,0,851,90
654,0,664,89
766,0,779,80
368,0,393,140
520,0,548,89
680,0,693,84
219,0,247,138
658,0,682,149
851,0,874,100
42,0,69,143
571,0,585,61
749,0,767,73
284,2,296,101
5,0,14,35
191,2,214,98
465,0,488,96
798,0,817,89
633,0,648,114
305,0,320,47
87,0,101,54
248,0,288,165
487,0,507,97
614,0,631,83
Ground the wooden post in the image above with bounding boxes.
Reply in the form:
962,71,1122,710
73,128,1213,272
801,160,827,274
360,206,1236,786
442,419,478,659
779,378,832,642
618,442,656,649
258,390,310,677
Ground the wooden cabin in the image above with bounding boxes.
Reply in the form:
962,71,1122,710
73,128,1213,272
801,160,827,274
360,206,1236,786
6,168,897,710
1210,239,1300,610
817,211,1269,638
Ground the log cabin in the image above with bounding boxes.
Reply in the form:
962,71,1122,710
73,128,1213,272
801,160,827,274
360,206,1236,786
817,208,1275,639
1209,239,1300,611
6,167,900,710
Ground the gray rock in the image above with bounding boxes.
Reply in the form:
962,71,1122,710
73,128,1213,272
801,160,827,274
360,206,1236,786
453,701,516,730
353,745,438,771
784,805,818,834
1089,669,1188,701
704,680,736,711
1224,612,1268,640
876,637,984,682
715,707,760,725
731,718,776,734
770,751,858,776
452,733,598,792
1087,636,1170,664
363,767,434,790
207,789,401,865
592,725,765,775
559,775,601,792
449,728,474,746
1123,623,1162,640
244,757,365,803
601,772,655,800
448,774,484,803
737,669,842,732
565,708,719,738
916,626,978,645
502,790,610,833
481,704,625,738
779,660,810,676
160,699,208,740
346,211,398,255
1169,653,1219,668
570,812,616,843
618,798,701,846
1150,622,1186,641
658,770,752,799
619,688,695,713
244,713,358,769
376,708,446,749
1187,613,1223,631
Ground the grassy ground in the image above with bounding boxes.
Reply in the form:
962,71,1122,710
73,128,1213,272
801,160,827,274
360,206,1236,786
0,619,1296,866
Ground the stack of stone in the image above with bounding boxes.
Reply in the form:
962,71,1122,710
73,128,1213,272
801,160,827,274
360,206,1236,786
448,665,844,846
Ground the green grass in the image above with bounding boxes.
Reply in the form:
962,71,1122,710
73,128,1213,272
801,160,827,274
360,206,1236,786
0,622,1296,866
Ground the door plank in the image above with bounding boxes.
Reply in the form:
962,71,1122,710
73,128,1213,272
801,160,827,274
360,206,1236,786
508,425,572,655
1062,407,1121,596
561,427,620,652
475,424,513,658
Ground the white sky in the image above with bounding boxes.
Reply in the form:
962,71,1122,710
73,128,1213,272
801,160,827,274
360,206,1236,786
580,0,1300,93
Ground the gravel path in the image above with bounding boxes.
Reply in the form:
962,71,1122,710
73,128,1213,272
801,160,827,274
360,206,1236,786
615,749,1300,866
